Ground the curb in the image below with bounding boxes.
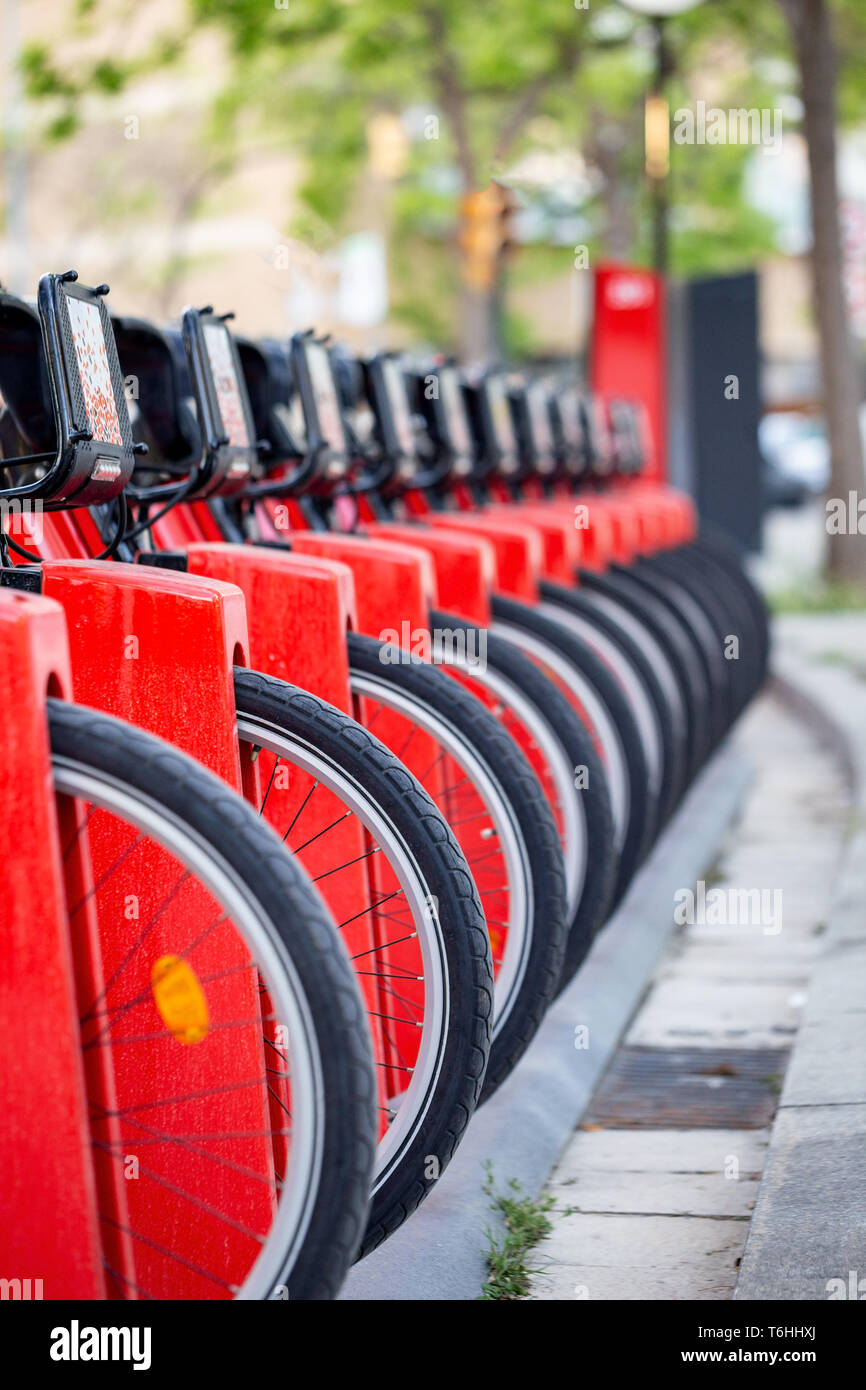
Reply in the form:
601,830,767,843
342,737,753,1301
736,633,866,1301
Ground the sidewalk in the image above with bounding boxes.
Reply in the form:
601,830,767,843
528,620,854,1301
736,615,866,1299
342,693,752,1300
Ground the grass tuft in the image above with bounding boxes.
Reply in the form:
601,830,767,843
479,1163,555,1300
770,581,866,614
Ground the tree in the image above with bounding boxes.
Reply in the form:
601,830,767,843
778,0,866,585
192,0,589,357
18,1,789,355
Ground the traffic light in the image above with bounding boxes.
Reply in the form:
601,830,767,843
458,181,520,292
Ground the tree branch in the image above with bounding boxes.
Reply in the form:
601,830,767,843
494,38,583,163
420,4,476,188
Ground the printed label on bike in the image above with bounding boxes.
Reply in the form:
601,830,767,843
439,367,472,457
487,376,516,453
560,389,581,448
151,954,209,1044
528,384,553,455
306,342,343,451
67,297,123,446
382,359,414,455
203,322,250,448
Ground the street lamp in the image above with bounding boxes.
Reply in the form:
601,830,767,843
618,0,704,274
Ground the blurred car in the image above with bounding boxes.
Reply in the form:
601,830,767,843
759,412,830,509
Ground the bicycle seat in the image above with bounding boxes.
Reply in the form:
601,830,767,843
235,333,339,499
404,359,475,492
506,375,559,485
0,292,55,462
112,315,201,500
546,382,589,481
607,397,646,477
462,368,521,484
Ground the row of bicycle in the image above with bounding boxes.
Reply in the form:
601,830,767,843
0,271,768,1299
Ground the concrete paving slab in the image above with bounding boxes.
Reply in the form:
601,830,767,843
532,1212,747,1288
796,940,866,1018
546,1169,759,1218
528,1261,741,1300
552,1128,769,1178
735,1105,866,1300
340,741,753,1301
780,1012,866,1107
661,940,818,983
626,980,803,1050
532,676,850,1303
735,625,866,1300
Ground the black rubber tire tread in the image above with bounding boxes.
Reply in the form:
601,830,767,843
230,668,494,1259
577,566,713,777
613,560,732,747
539,579,687,825
643,550,759,717
47,697,378,1302
691,524,771,685
346,630,567,1098
663,540,768,703
429,609,617,993
490,593,655,904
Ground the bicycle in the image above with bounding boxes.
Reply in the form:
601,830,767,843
0,585,377,1300
0,274,495,1258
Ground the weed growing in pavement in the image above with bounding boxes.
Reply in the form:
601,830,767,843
479,1163,555,1300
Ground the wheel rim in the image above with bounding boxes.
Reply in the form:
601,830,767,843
435,654,588,917
539,601,663,799
53,757,323,1301
492,619,631,852
235,713,450,1192
349,669,534,1038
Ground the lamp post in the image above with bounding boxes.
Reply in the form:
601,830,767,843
618,0,704,275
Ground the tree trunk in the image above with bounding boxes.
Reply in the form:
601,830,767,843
458,278,499,362
782,0,866,585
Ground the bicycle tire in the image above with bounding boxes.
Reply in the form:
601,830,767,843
48,698,377,1301
490,594,655,903
346,631,568,1097
231,668,494,1258
427,609,617,992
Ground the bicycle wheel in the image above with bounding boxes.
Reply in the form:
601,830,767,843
427,609,617,993
490,594,656,904
48,699,377,1301
345,631,568,1097
690,527,771,685
648,546,765,710
610,561,732,746
538,580,687,825
231,669,494,1258
577,566,714,778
